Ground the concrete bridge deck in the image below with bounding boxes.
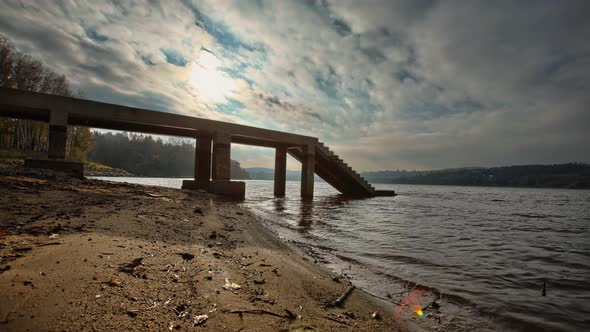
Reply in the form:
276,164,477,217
0,87,394,199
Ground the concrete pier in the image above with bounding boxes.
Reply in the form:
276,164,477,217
196,136,212,189
274,145,287,196
48,110,68,159
47,125,68,159
0,87,390,199
210,132,245,197
212,132,231,181
300,144,315,198
182,135,212,191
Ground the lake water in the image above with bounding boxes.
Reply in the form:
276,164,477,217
92,177,590,331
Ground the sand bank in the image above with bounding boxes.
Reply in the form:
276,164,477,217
0,166,416,331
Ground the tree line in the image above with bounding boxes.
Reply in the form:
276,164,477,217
0,34,93,160
89,132,250,178
391,163,590,189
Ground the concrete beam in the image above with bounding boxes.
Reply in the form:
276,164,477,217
0,106,49,122
212,131,231,181
67,115,200,138
301,144,315,199
0,87,316,147
232,135,283,148
274,145,287,196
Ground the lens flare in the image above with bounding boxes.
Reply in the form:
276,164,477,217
393,286,432,320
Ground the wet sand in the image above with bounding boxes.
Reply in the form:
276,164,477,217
0,166,414,331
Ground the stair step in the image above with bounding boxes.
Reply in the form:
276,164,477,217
305,142,378,197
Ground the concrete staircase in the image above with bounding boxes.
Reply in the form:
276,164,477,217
288,141,394,197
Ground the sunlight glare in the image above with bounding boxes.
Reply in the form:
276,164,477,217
189,50,235,103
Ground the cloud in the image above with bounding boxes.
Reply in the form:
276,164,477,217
0,0,588,170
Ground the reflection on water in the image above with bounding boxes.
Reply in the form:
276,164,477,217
298,199,314,228
272,197,286,213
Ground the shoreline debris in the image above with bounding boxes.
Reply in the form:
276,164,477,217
228,309,296,320
193,314,208,326
332,285,356,307
223,278,241,290
119,258,143,275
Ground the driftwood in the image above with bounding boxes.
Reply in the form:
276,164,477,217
228,309,296,320
323,315,351,325
333,285,356,307
37,242,63,247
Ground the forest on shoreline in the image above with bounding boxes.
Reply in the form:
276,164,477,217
89,132,249,178
386,164,590,189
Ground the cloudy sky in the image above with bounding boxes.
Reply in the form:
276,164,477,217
1,0,588,171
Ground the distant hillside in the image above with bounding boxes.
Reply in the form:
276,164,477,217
388,163,590,189
360,167,485,183
361,170,428,183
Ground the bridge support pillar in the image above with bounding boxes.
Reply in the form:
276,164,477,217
301,144,315,199
48,111,68,159
25,110,83,177
182,135,211,190
209,131,245,198
274,145,287,196
212,132,231,180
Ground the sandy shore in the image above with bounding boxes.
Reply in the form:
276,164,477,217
0,165,413,331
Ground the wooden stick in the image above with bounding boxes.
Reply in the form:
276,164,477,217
323,315,350,325
228,309,293,319
333,285,356,307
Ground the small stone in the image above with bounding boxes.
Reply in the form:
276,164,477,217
178,253,194,260
193,314,208,326
108,278,122,287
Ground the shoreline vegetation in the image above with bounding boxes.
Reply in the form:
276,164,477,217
0,165,414,331
4,148,588,190
384,163,590,189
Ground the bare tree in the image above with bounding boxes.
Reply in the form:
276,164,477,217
0,33,91,160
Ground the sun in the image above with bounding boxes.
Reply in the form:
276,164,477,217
189,50,236,103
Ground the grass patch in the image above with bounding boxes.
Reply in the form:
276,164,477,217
85,161,113,171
